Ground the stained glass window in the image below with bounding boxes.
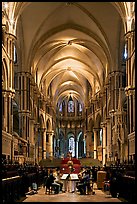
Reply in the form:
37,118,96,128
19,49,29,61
14,45,17,63
79,103,82,112
59,102,62,112
124,43,128,60
100,129,102,145
69,137,75,157
68,100,74,112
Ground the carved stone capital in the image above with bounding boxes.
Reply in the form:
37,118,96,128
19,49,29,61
2,88,15,98
125,86,135,96
100,122,107,128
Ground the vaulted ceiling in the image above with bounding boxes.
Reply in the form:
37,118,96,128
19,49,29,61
15,2,125,107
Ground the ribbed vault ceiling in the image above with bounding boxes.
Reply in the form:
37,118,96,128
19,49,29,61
16,2,124,107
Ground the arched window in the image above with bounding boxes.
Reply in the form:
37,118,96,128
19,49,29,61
122,43,127,88
123,43,128,60
79,103,82,112
69,137,75,157
100,129,102,145
14,45,17,64
68,100,74,112
59,102,62,112
68,95,74,113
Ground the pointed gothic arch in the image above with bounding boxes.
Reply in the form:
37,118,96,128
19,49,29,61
46,118,52,131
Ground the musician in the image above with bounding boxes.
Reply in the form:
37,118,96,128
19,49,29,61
76,170,90,195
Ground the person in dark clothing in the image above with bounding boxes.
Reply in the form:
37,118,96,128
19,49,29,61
109,170,121,198
47,170,60,194
83,170,91,194
91,166,97,182
76,171,90,195
76,173,86,194
43,169,49,188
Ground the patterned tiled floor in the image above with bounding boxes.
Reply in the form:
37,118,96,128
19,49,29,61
22,184,122,202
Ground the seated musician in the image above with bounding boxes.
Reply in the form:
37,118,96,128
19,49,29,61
53,169,63,192
46,169,60,194
76,170,90,195
76,173,85,194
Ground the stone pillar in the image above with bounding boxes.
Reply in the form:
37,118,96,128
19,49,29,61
106,117,111,161
133,93,135,132
93,128,97,159
34,123,40,164
86,131,92,157
2,17,20,163
125,86,135,161
2,91,8,132
76,140,78,158
125,86,135,134
101,122,106,166
6,33,16,88
2,89,15,134
42,128,47,159
17,72,31,160
124,30,135,133
2,89,15,162
125,32,133,87
49,131,54,159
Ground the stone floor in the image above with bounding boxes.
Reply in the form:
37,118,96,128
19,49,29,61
22,183,123,202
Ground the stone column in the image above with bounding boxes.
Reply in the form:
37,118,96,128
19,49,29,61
86,130,92,157
34,123,39,164
93,128,97,159
42,128,47,159
2,91,8,131
101,122,106,166
125,86,135,134
133,93,135,132
125,86,135,161
17,72,31,161
6,33,16,88
76,140,78,158
49,131,54,159
2,89,15,162
124,31,135,134
2,89,15,134
106,117,111,161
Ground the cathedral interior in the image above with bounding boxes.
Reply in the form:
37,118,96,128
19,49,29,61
2,2,135,167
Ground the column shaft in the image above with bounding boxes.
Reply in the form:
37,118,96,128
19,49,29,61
93,129,97,159
102,125,106,166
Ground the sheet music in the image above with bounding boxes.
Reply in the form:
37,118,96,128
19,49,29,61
69,174,79,180
61,174,69,180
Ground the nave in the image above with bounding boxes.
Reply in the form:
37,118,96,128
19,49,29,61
2,156,135,203
2,2,135,203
